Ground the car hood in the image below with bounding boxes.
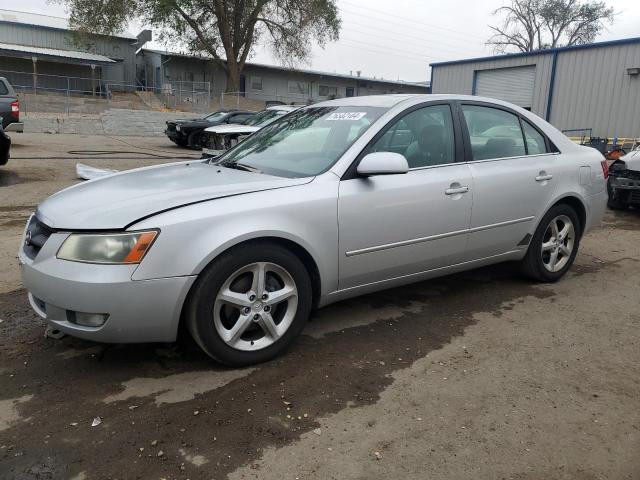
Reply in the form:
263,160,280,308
204,124,260,135
36,161,311,230
170,118,203,124
620,149,640,170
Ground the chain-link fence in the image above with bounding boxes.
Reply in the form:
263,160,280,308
219,91,309,110
0,69,319,117
0,69,213,115
157,81,212,113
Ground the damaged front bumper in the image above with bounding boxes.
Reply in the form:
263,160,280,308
609,170,640,205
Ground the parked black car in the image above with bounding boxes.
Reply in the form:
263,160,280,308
165,110,256,149
0,77,23,134
0,122,10,166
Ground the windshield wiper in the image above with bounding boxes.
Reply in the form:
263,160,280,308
224,162,263,174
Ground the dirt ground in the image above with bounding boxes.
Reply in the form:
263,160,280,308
0,133,639,480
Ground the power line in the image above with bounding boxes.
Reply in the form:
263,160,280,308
334,39,466,65
343,18,488,53
341,24,488,58
338,3,488,43
339,33,481,61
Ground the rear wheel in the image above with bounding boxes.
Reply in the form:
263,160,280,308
521,204,581,282
186,242,312,366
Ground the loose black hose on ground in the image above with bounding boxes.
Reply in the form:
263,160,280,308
13,150,200,160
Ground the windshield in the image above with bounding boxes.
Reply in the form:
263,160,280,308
215,106,386,178
204,111,228,121
245,109,288,127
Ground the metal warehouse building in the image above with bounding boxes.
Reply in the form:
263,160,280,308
137,49,430,106
0,9,149,92
430,37,640,139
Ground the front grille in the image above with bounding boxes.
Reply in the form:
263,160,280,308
629,190,640,204
23,216,54,260
203,132,222,150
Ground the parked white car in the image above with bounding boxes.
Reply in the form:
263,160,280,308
20,95,607,366
201,105,300,157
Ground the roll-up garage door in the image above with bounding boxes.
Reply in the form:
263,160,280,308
475,66,536,109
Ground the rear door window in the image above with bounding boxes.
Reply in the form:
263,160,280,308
522,120,549,155
462,105,526,160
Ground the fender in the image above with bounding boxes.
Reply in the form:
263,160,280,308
130,176,340,297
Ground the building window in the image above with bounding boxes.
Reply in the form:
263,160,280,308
250,76,262,91
319,85,338,97
288,81,309,95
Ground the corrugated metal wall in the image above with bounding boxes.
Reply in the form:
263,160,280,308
432,53,553,117
431,42,640,138
0,23,137,85
550,43,640,138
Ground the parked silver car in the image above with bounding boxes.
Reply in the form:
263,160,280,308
19,95,607,366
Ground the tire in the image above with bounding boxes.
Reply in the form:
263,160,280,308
607,179,628,210
185,242,312,366
521,204,581,282
187,130,204,150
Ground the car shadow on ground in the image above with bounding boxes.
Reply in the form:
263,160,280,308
0,256,610,479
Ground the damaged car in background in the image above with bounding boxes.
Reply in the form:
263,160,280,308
201,105,300,157
165,109,256,149
607,144,640,210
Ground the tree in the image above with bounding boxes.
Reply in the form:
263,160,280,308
487,0,615,53
60,0,341,92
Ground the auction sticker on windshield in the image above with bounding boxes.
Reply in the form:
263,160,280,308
326,112,367,121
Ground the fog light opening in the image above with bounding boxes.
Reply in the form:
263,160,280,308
67,311,109,327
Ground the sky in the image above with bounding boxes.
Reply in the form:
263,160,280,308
10,0,640,82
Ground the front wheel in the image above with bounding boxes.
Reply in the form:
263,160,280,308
521,204,581,282
185,243,312,366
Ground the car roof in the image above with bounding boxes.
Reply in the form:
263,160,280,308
310,94,533,109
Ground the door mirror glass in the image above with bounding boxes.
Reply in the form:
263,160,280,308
357,152,409,176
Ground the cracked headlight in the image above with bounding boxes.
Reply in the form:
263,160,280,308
57,231,158,264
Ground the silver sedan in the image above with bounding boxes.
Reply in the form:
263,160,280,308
19,95,608,366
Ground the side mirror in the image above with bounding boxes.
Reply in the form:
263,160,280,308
357,152,409,176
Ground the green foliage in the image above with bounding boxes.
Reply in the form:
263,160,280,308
58,0,341,90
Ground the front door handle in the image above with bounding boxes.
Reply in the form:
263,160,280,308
445,185,469,195
536,172,553,182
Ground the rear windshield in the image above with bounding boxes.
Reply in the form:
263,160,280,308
204,111,227,121
0,81,8,96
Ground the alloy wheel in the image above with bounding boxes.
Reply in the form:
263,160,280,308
541,214,575,273
213,262,298,351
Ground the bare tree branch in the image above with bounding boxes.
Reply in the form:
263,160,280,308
487,0,615,53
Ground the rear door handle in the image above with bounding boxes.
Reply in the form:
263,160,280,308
535,173,553,182
445,186,469,195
